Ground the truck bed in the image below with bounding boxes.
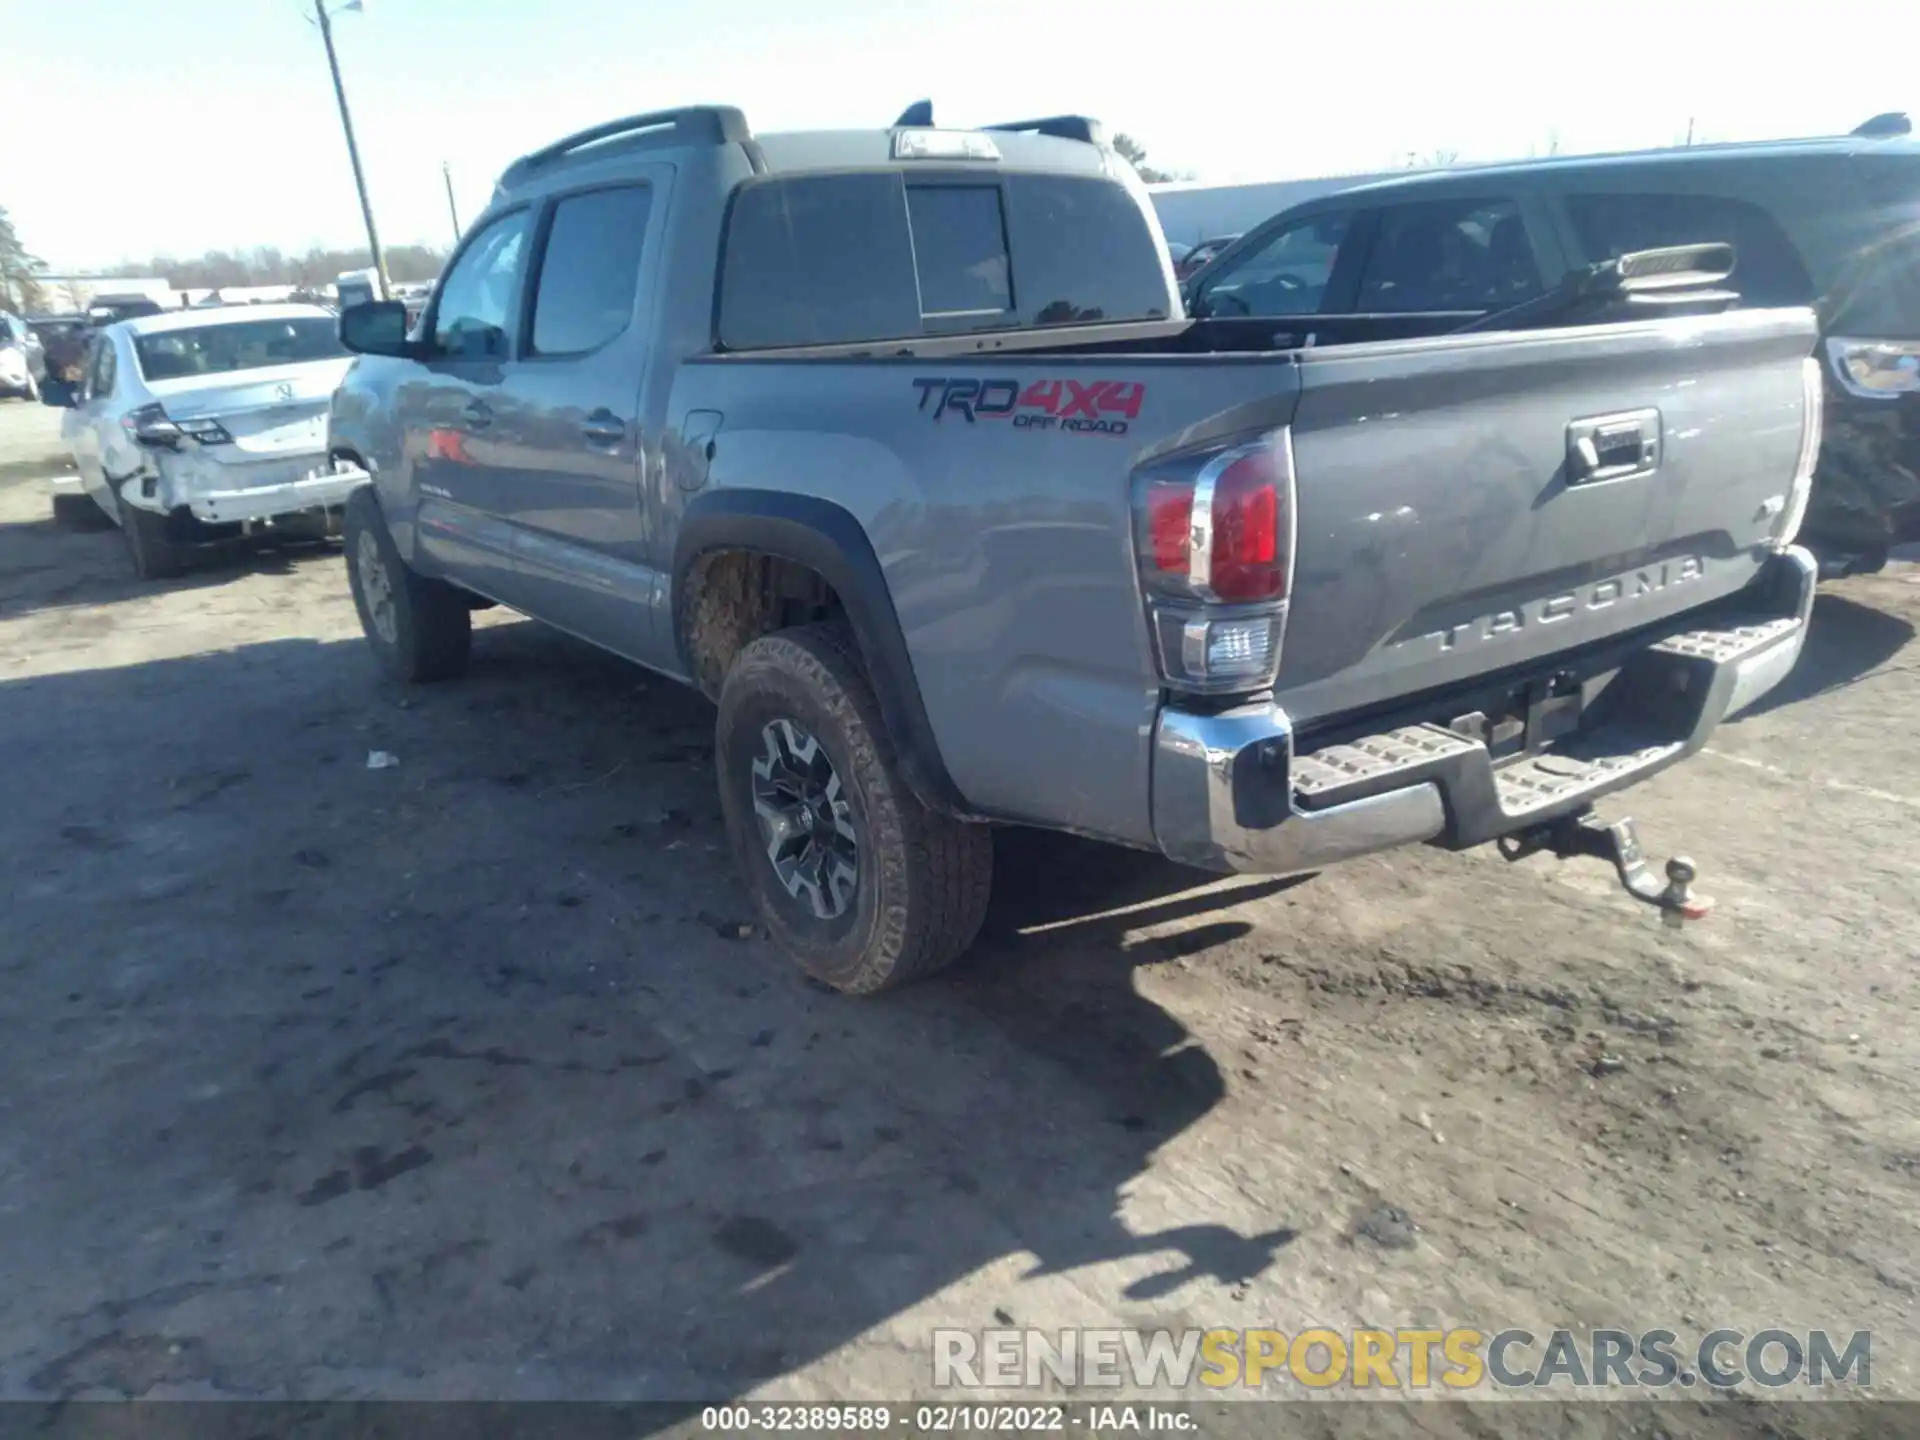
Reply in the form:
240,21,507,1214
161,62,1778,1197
680,305,1817,844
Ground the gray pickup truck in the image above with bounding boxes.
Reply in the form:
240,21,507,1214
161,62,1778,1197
327,105,1823,993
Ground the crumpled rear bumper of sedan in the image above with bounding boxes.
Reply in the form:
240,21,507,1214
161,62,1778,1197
164,453,370,525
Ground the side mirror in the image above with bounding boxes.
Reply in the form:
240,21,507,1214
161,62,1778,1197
339,300,417,358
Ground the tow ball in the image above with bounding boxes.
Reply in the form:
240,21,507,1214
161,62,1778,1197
1498,811,1713,926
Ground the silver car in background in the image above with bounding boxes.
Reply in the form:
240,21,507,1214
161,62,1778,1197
49,303,367,577
0,310,45,400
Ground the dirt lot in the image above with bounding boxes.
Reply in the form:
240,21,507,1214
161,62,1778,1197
2,396,1918,1434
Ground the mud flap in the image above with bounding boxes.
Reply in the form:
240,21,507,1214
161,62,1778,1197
1499,811,1712,927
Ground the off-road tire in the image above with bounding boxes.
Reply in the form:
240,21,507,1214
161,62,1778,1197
117,492,189,580
342,485,471,682
716,623,993,994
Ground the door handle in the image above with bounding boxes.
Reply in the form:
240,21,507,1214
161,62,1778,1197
581,410,625,446
463,399,493,429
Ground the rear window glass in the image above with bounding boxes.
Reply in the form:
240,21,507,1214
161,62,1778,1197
1003,174,1170,327
906,185,1012,317
717,171,1168,349
1565,192,1814,307
133,317,345,381
719,174,919,349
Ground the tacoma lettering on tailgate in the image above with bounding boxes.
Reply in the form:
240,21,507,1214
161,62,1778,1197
1393,556,1706,658
913,377,1143,435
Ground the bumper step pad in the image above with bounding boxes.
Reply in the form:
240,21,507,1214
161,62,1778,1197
1649,615,1798,665
1289,608,1799,826
1493,737,1683,818
1293,724,1480,808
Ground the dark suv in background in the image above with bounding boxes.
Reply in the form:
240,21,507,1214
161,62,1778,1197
1185,116,1920,573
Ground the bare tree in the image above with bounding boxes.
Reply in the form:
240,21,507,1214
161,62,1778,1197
1112,133,1180,184
0,207,46,312
101,242,447,290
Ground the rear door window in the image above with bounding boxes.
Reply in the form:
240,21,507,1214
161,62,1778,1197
1356,197,1539,312
528,184,655,356
1564,191,1812,307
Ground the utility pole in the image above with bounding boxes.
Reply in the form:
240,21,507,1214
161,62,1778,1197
1685,116,1695,147
315,0,390,299
442,161,462,243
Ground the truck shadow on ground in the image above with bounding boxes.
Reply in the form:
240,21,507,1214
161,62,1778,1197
0,622,1302,1409
949,830,1307,1299
1734,589,1914,719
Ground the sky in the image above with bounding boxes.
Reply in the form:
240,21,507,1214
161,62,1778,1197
3,0,1917,271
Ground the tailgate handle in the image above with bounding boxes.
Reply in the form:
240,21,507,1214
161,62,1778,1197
1567,409,1660,485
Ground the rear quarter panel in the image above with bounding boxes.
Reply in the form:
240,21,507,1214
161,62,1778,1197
671,356,1302,846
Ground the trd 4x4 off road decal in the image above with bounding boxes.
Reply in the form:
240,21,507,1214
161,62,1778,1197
913,377,1143,435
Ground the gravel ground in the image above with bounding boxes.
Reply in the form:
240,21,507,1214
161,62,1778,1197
2,396,1917,1437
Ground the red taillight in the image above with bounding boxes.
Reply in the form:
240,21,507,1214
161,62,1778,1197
1137,441,1290,602
1146,481,1193,575
1207,450,1284,601
1132,430,1295,695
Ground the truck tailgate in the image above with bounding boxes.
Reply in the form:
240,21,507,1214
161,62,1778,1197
1276,308,1819,726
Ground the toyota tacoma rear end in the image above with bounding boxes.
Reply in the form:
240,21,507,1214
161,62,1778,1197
1136,311,1818,900
329,104,1821,991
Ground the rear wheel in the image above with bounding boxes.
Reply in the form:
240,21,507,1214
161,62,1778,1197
716,623,992,994
117,492,189,580
342,485,471,682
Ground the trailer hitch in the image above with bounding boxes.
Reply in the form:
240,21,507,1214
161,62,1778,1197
1499,811,1712,925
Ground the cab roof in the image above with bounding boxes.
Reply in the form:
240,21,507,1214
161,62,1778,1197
492,104,1117,199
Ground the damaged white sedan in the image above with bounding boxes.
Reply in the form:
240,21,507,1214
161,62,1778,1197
51,304,368,578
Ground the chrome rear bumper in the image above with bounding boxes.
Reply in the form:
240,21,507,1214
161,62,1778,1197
1151,546,1818,875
